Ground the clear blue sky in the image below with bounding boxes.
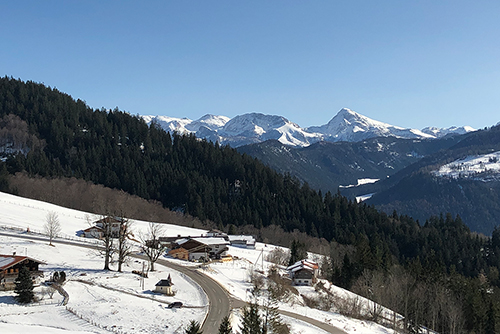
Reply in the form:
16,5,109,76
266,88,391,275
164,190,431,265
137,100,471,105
1,1,499,129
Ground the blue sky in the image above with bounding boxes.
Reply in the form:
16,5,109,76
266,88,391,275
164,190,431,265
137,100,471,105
1,1,499,129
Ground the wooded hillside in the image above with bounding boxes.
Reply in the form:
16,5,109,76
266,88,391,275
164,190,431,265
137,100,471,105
0,77,499,332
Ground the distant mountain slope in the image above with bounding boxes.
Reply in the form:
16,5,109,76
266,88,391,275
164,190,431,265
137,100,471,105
237,136,463,192
143,108,475,147
360,125,500,235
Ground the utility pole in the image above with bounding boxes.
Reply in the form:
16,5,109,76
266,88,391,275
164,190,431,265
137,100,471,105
141,261,145,290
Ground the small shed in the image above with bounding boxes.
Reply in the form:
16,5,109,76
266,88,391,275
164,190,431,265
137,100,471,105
154,274,174,295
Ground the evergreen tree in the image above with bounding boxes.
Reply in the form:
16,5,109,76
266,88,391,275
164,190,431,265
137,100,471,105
288,240,307,266
15,266,34,304
218,315,232,334
240,302,262,334
485,301,498,334
184,320,203,334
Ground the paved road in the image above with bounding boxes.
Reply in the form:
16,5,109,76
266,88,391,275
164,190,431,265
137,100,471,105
1,231,346,334
0,231,230,333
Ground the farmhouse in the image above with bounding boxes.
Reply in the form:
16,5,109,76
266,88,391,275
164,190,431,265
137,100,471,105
0,254,45,291
174,237,229,261
83,217,123,238
286,259,319,286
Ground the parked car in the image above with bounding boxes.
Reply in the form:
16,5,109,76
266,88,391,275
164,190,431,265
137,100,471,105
167,301,183,308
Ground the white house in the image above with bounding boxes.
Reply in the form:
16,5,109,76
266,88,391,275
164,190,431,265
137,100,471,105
228,235,256,249
286,259,319,286
83,217,123,238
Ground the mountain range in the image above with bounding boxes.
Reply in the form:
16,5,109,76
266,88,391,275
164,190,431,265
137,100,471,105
142,108,475,147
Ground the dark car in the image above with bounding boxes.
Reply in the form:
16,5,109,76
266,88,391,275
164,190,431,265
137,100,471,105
167,302,183,309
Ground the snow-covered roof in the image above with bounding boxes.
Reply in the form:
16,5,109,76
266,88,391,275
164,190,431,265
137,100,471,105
0,255,46,270
228,235,255,242
175,238,190,245
286,259,319,272
0,256,15,269
175,237,229,247
191,237,229,246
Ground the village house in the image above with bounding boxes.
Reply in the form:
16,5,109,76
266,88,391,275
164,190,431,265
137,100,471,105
286,259,319,286
0,254,45,291
173,237,229,261
228,235,256,249
154,274,174,295
83,217,123,238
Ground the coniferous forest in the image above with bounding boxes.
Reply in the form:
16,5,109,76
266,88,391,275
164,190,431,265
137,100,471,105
1,77,499,333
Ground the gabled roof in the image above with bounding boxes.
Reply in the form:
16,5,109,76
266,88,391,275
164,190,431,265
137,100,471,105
0,255,46,271
190,237,229,246
228,235,256,243
177,237,230,250
155,279,173,287
286,259,319,272
83,226,104,232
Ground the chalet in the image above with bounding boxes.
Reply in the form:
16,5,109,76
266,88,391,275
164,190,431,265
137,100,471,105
228,235,256,249
82,225,104,239
286,259,319,286
154,274,174,295
83,217,123,238
175,237,229,261
0,254,45,291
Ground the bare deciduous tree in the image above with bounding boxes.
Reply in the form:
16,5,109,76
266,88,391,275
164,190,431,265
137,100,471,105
140,223,166,272
116,217,134,272
44,211,61,246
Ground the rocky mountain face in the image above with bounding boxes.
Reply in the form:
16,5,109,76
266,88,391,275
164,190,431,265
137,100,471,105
143,108,475,148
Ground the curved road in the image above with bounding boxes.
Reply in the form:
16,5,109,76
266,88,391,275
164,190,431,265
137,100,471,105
1,231,346,334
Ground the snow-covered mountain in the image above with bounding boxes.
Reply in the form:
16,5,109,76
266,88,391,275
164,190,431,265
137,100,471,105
306,108,435,143
142,108,475,147
421,125,476,137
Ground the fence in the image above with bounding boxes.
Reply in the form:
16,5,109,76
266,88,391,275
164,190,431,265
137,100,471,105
65,306,124,334
0,224,102,246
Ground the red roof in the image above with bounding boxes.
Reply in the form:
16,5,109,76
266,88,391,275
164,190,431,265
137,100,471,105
0,255,46,271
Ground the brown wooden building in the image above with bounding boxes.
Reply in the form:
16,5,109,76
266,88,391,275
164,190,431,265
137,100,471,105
0,254,45,291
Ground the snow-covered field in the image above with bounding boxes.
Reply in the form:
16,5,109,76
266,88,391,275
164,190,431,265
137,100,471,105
434,151,500,180
0,191,393,333
0,233,206,333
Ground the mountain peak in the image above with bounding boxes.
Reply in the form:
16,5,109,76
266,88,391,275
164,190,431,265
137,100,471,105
142,108,474,147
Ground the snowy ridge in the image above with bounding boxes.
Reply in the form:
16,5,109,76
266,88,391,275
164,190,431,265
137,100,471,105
142,108,475,148
433,151,500,181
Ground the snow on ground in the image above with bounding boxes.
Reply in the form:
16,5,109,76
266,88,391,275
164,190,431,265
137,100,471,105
200,245,393,334
0,234,206,333
434,151,500,180
339,178,379,188
356,193,375,203
1,191,394,333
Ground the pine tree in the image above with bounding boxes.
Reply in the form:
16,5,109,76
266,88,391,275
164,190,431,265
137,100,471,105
240,302,262,334
485,301,497,334
184,320,203,334
15,266,34,304
218,315,232,334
